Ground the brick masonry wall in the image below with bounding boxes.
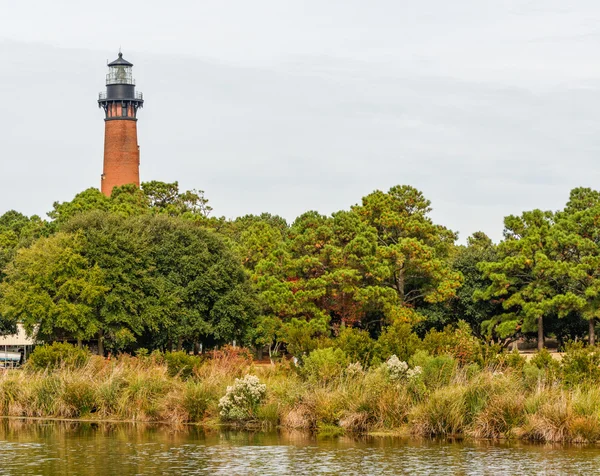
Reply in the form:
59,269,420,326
101,119,140,196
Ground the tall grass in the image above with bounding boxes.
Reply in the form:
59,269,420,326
4,347,600,444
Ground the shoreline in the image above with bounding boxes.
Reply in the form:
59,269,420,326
3,345,600,445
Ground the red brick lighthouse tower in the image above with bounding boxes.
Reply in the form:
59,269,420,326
98,52,144,196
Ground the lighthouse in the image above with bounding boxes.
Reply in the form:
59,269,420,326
98,51,144,196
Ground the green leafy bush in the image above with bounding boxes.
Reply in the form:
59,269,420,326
502,349,526,371
302,348,349,383
27,343,90,370
374,322,421,363
281,318,330,359
561,342,600,387
164,351,202,379
530,348,556,369
410,350,457,391
422,321,482,364
334,327,374,366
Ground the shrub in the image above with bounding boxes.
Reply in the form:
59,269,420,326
422,321,482,365
219,375,266,421
561,342,600,387
374,322,421,363
334,327,374,366
471,392,525,439
302,348,349,383
529,348,558,371
30,375,62,416
502,349,526,371
410,350,457,391
384,355,408,381
281,318,330,359
27,343,90,370
164,351,202,379
382,355,422,382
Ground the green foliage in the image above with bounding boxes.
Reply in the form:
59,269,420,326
424,232,501,336
409,350,457,392
561,342,600,387
142,181,212,218
302,348,349,383
478,209,557,349
281,318,330,359
183,380,213,422
352,185,462,313
502,349,527,371
374,321,421,363
164,351,202,379
0,232,107,343
422,321,482,364
334,326,374,366
62,379,97,416
27,343,90,370
529,348,558,370
249,315,284,360
12,181,600,362
410,385,467,436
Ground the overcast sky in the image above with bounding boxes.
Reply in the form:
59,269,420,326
2,0,600,242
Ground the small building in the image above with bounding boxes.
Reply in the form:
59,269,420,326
0,324,36,367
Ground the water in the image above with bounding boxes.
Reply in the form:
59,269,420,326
0,420,599,475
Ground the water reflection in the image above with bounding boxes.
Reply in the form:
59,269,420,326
0,420,599,475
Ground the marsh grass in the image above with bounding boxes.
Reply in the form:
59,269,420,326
4,348,600,443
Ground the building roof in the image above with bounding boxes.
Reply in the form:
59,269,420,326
108,52,133,67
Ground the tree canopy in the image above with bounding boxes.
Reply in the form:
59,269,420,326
3,180,600,353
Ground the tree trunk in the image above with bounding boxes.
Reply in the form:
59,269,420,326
77,338,82,349
590,318,596,346
177,336,183,352
537,316,545,351
396,268,405,302
193,341,200,356
98,329,104,357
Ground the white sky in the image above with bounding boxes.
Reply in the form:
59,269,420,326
2,0,600,241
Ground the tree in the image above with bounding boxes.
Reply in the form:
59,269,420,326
421,232,502,339
552,188,600,345
478,210,557,350
48,182,214,227
0,211,50,335
352,185,462,322
62,212,155,354
141,214,257,349
141,181,213,218
63,211,256,352
0,232,107,344
249,315,284,362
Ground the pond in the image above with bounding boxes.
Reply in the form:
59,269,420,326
1,420,599,475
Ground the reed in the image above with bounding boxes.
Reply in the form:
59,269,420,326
3,347,600,444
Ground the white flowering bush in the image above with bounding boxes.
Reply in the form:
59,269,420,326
407,366,422,379
345,361,365,378
384,355,422,382
385,355,409,381
218,374,267,421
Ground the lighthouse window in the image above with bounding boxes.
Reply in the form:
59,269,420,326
121,105,127,117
